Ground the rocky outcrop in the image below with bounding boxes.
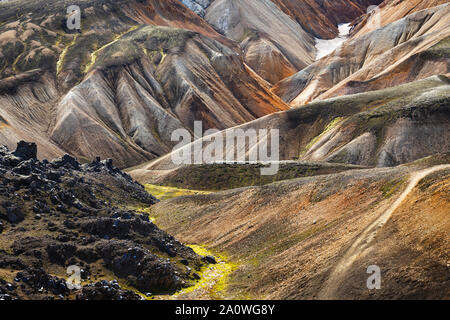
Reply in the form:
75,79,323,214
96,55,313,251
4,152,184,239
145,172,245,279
351,0,450,38
0,141,208,300
178,0,213,17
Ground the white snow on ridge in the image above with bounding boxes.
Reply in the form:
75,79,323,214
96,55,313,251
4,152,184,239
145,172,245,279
315,23,351,60
338,23,352,37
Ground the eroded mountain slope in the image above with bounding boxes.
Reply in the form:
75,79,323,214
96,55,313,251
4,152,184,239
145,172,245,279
204,0,316,84
131,76,450,182
351,0,450,38
273,4,450,105
271,0,383,39
50,26,287,167
179,0,382,84
150,156,450,299
0,0,287,167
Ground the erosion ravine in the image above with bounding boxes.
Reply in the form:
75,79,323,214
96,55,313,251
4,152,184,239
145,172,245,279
143,184,236,300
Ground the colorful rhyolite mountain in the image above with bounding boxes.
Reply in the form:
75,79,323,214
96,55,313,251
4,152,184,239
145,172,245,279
0,0,449,301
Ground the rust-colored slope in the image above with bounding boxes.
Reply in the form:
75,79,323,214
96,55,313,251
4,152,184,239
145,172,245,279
318,164,450,299
352,0,450,38
271,0,383,39
273,4,450,105
50,26,288,167
127,0,237,50
150,160,450,299
0,0,287,167
204,0,316,84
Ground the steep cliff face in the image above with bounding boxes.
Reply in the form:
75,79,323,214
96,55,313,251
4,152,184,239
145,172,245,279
273,4,450,105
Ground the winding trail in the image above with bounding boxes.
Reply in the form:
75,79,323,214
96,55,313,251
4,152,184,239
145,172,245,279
318,164,450,299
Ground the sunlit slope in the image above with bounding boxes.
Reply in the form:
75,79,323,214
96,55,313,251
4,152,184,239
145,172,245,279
131,76,450,176
273,4,450,105
0,0,287,167
151,156,450,299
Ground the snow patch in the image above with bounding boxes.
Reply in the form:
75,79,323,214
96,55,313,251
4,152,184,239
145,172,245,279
315,23,351,60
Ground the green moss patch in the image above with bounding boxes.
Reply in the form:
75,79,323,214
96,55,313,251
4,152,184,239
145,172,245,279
144,184,211,201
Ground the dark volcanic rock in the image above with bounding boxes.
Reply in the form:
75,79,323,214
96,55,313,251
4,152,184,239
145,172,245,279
18,268,70,297
46,243,77,265
5,206,24,224
203,255,217,264
51,154,80,170
76,280,140,300
13,141,37,161
0,142,203,300
95,241,186,292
